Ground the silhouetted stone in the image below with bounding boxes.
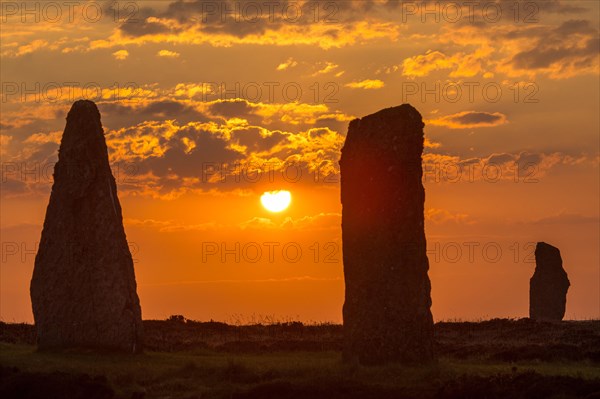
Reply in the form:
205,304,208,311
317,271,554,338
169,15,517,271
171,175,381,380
340,104,434,364
530,242,570,321
30,100,143,352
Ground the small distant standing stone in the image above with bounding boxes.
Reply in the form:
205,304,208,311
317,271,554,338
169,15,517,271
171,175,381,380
530,242,570,321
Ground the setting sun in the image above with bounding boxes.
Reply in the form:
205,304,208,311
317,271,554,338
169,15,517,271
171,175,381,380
261,190,292,213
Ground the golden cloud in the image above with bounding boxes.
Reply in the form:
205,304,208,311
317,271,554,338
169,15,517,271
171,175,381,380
435,21,599,80
276,57,298,71
425,208,474,225
0,135,13,156
402,48,492,78
240,213,341,231
427,111,508,129
313,62,339,76
112,49,129,60
157,49,180,58
345,79,385,89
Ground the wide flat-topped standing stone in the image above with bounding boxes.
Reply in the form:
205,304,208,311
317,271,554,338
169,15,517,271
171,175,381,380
31,100,143,352
340,104,434,364
530,242,570,321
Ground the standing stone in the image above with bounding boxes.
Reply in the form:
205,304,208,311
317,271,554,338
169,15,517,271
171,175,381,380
340,104,434,364
31,100,143,352
530,242,570,321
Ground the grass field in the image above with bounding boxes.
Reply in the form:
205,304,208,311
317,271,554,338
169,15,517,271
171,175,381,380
1,319,599,398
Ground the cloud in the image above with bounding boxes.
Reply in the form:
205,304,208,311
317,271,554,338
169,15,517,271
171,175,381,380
1,83,160,106
0,18,98,57
113,49,129,60
426,209,474,225
428,111,508,129
157,49,180,58
107,120,176,162
436,19,599,79
506,20,599,79
276,57,298,71
93,21,400,50
402,51,453,77
0,84,354,141
96,108,346,198
422,151,592,183
2,0,592,64
281,213,341,231
424,138,441,149
23,131,62,145
125,218,219,232
313,62,339,76
0,135,13,156
173,83,213,98
345,79,385,90
530,212,600,225
531,0,589,15
241,213,341,231
89,1,402,50
2,105,593,198
15,39,48,57
1,1,398,56
239,217,277,230
402,49,491,78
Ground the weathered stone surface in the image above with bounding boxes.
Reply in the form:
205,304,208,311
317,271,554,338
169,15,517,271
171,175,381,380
340,104,434,364
530,242,570,321
31,100,143,352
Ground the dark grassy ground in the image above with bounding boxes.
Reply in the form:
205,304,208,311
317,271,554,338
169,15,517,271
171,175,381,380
1,318,599,398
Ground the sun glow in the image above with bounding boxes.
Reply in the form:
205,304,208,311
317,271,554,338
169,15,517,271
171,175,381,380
261,190,292,213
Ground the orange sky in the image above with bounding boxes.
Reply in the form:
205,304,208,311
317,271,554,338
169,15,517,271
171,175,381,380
1,0,599,323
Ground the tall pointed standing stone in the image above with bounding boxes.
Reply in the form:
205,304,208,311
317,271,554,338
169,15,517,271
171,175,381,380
340,104,434,364
530,242,570,321
31,100,143,352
